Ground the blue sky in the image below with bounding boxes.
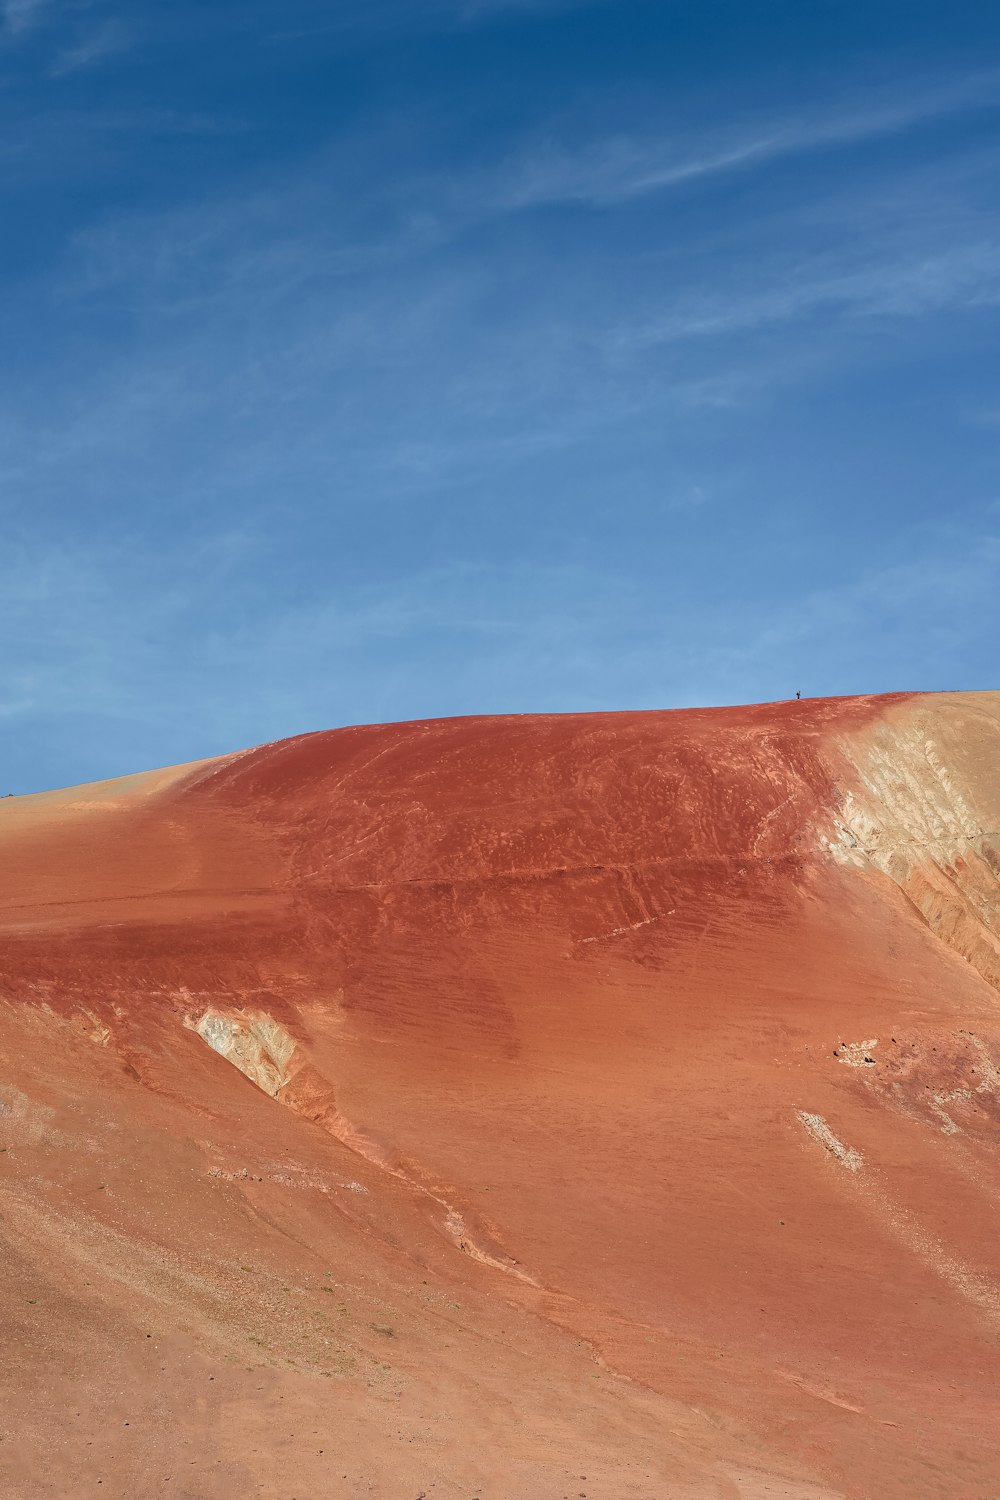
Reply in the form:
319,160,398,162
2,0,999,790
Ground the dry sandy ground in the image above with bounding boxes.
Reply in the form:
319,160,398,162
1,691,999,1499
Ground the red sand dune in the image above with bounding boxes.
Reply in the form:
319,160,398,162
2,690,999,1499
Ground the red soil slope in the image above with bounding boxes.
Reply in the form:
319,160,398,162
2,691,999,1500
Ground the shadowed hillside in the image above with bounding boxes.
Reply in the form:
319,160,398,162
2,691,999,1499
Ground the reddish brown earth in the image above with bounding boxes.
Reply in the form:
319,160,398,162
2,691,999,1500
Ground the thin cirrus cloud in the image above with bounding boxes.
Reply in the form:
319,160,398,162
2,0,125,73
58,67,1000,299
48,22,127,74
262,0,597,46
1,0,49,35
610,240,1000,353
54,77,1000,394
6,68,998,530
490,71,1000,211
457,0,595,16
14,76,1000,439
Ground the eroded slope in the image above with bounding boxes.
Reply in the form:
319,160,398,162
1,691,999,1500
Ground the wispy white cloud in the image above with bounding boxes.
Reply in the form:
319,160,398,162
2,0,50,36
490,71,1000,210
457,0,594,18
62,67,1000,317
2,0,127,71
611,241,1000,354
265,0,594,46
2,65,994,536
49,21,127,75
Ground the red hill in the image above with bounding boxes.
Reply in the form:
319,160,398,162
2,691,999,1498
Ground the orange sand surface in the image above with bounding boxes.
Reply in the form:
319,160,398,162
2,691,999,1499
